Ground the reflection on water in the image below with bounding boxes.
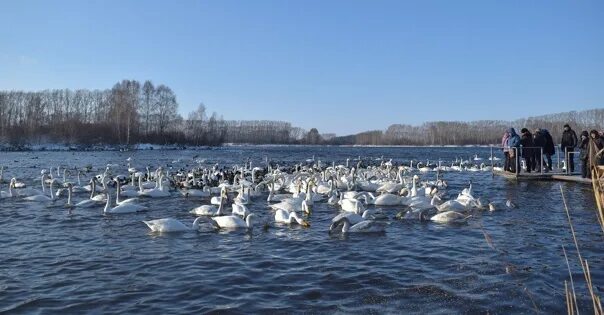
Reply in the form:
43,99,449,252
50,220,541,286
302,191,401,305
0,146,601,313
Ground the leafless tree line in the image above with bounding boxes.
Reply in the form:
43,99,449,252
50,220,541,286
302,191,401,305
325,109,604,145
1,80,600,147
0,80,303,147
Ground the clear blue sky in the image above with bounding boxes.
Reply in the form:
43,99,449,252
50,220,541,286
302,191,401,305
1,0,602,135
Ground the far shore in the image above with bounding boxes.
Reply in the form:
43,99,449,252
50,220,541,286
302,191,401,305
0,142,500,152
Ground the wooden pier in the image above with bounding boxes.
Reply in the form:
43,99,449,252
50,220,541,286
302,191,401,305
494,170,592,184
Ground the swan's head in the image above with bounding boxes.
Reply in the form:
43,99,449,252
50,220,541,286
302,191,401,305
488,203,496,211
291,212,310,227
328,220,341,234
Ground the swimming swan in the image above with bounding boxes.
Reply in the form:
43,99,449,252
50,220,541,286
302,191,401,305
144,217,203,233
211,213,256,229
274,209,310,227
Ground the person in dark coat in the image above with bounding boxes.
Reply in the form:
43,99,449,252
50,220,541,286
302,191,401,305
543,129,555,170
519,128,535,173
561,124,578,173
507,128,521,174
533,128,555,171
590,130,604,168
579,131,590,178
533,128,545,171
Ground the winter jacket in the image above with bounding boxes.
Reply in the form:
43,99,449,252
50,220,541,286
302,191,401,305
533,130,545,150
561,128,578,149
507,128,521,157
507,128,521,148
501,132,510,153
543,129,555,155
520,131,534,158
579,137,589,161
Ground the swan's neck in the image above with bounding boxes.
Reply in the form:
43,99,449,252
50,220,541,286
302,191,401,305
362,210,370,219
41,175,46,193
67,187,72,205
104,193,111,212
77,172,81,186
115,182,121,203
217,198,224,215
192,217,202,229
245,215,253,228
49,181,54,200
291,213,303,225
90,180,96,199
138,176,143,192
342,220,350,233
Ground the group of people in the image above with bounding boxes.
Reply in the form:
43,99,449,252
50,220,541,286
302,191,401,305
501,124,604,178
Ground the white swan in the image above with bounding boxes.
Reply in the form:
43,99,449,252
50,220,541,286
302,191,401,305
329,217,385,234
270,198,310,214
144,217,203,233
15,174,46,197
436,199,470,213
330,210,376,226
104,191,147,214
338,194,365,214
210,186,229,205
211,213,255,229
231,203,249,217
430,211,471,223
138,174,170,198
374,193,402,206
190,189,227,216
274,209,310,227
25,179,56,202
115,180,138,205
408,195,440,211
0,178,15,199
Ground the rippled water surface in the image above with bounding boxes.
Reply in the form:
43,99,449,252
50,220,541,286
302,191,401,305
0,146,602,314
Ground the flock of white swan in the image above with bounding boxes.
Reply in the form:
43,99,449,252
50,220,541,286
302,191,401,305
0,155,515,234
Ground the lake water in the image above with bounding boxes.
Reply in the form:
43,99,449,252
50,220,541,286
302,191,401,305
0,146,601,314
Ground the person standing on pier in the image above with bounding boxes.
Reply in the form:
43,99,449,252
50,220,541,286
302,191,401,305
533,128,555,172
589,130,604,169
502,130,511,172
520,128,535,173
561,124,578,173
507,128,521,174
579,131,590,178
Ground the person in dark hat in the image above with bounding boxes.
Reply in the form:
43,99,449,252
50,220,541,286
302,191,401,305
561,124,578,173
519,128,535,173
579,131,590,178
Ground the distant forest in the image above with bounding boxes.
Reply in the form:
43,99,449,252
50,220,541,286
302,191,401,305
0,79,602,147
